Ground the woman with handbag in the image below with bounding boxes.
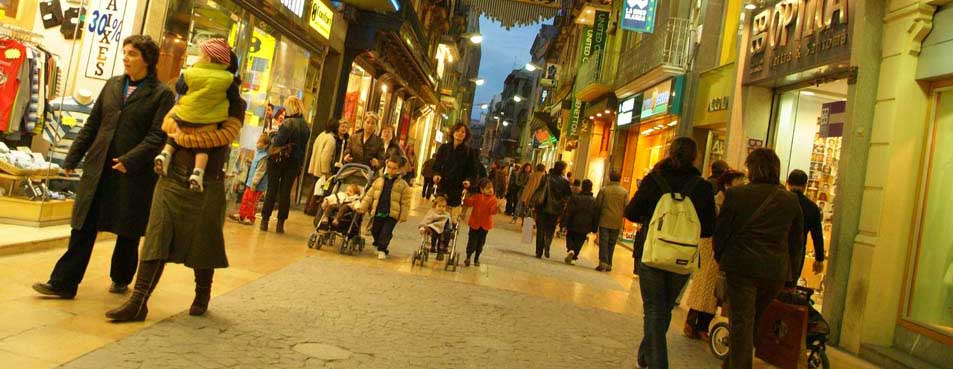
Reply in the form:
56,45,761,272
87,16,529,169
260,97,311,233
531,161,571,259
714,148,804,369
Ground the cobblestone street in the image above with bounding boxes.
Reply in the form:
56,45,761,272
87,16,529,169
56,197,726,369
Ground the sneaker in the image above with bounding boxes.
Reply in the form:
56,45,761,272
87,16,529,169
32,282,76,299
464,258,471,267
605,265,612,272
153,152,170,176
635,354,648,369
564,251,575,264
595,264,606,272
228,213,242,222
544,249,550,258
377,251,387,260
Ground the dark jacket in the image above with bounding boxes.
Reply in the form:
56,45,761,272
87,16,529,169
422,158,435,179
432,142,482,207
563,191,599,234
795,190,824,264
345,129,384,168
713,183,804,282
271,114,310,164
534,172,572,216
624,162,717,260
64,75,174,238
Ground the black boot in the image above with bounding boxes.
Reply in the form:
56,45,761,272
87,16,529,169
190,269,214,316
106,260,165,322
276,219,285,234
260,219,269,232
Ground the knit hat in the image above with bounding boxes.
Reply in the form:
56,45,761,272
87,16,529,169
200,38,231,65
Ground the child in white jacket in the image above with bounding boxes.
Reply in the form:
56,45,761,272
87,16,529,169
419,196,453,256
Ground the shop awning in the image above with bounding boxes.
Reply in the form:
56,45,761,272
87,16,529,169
461,0,560,29
530,111,560,141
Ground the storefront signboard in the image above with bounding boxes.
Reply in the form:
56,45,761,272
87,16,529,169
621,0,658,34
568,99,585,138
309,0,334,40
617,93,641,127
744,0,852,85
591,11,610,74
83,0,137,81
694,63,735,126
640,79,673,119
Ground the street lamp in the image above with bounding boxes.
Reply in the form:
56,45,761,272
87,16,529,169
524,63,539,72
502,121,510,127
480,103,489,109
467,34,484,44
470,78,485,86
513,95,523,102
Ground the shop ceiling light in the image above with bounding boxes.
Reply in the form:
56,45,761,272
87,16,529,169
597,113,603,117
589,116,595,120
668,122,677,126
801,91,816,96
744,3,757,10
604,109,611,114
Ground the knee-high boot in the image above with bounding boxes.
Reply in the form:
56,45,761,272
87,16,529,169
106,260,165,322
190,269,214,316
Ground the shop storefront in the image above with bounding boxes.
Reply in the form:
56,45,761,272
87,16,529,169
613,77,683,243
0,0,147,227
692,63,735,174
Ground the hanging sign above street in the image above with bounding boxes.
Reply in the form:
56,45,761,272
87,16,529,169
621,0,658,33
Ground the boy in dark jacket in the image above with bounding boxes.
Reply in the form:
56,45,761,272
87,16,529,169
562,179,599,265
786,169,825,278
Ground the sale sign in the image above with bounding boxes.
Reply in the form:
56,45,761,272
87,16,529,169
83,0,137,80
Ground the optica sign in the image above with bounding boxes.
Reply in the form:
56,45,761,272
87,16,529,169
309,0,333,39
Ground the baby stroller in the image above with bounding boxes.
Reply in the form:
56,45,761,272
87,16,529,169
708,286,830,369
411,215,463,270
307,164,373,255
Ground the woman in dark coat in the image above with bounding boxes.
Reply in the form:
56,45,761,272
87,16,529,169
562,179,599,264
533,161,572,259
106,51,247,322
432,122,482,213
623,137,716,369
33,36,174,299
260,96,311,234
714,148,803,369
507,163,531,221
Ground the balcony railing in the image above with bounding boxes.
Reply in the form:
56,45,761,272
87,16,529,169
615,17,693,87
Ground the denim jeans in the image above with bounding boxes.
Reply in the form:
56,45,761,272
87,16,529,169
598,227,620,266
637,261,691,369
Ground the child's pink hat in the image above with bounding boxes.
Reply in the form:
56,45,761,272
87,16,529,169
201,38,231,65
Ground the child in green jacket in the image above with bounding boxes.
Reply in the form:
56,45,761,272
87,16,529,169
154,38,240,192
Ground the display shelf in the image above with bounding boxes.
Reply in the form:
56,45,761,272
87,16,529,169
0,197,73,227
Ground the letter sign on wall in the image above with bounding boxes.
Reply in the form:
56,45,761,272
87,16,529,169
83,0,137,81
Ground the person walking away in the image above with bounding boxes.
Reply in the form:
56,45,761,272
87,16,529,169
229,133,269,224
421,155,436,200
594,170,628,272
714,149,803,369
343,113,384,169
562,179,598,265
33,36,174,299
623,137,716,369
786,169,825,280
508,163,531,223
105,49,247,321
260,96,311,233
461,178,500,266
683,170,746,340
432,122,482,217
153,39,238,192
358,155,413,259
531,161,571,259
519,164,546,221
708,160,729,192
419,196,452,256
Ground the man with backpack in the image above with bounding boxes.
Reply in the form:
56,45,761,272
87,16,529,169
531,161,572,259
624,137,716,369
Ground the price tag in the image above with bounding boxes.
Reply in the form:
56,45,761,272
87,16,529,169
62,115,78,126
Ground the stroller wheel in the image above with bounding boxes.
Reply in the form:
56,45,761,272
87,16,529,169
307,233,318,249
807,346,830,369
709,322,730,360
338,236,348,254
357,237,366,252
411,251,420,267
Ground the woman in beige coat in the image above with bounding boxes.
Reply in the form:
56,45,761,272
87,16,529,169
518,164,547,216
683,169,747,340
309,118,343,178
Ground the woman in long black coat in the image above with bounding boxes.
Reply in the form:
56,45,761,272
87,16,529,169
432,122,482,214
106,51,247,321
33,36,174,299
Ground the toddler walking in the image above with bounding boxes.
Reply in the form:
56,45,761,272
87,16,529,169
154,38,241,191
462,178,499,267
419,196,453,257
358,155,412,259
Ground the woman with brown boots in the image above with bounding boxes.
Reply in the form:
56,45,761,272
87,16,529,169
105,51,247,322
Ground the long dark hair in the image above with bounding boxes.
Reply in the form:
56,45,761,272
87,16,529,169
551,160,567,176
654,137,698,172
324,118,339,134
745,148,781,184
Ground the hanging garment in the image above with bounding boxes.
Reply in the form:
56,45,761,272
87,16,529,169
61,7,85,40
24,49,42,132
0,39,27,132
40,0,64,29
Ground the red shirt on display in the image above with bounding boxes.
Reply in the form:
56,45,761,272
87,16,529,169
0,39,26,132
464,192,499,231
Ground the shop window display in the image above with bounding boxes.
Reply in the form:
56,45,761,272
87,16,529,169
342,64,373,125
907,89,953,336
269,38,313,120
772,80,847,300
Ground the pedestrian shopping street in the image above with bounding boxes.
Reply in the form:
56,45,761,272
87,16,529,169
0,192,879,369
